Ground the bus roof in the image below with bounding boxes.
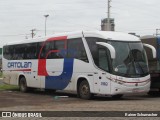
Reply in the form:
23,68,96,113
4,31,140,46
83,31,140,41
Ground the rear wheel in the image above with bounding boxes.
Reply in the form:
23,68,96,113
78,80,93,100
19,77,28,92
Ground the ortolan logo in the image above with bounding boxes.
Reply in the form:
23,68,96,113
7,62,32,68
38,36,74,90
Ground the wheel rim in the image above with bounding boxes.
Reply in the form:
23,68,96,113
81,84,89,96
20,81,26,91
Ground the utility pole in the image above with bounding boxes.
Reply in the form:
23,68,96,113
107,0,111,31
44,14,49,36
31,29,36,38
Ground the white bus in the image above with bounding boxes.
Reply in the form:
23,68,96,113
2,31,156,99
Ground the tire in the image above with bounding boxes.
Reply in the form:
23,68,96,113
19,77,28,92
112,94,123,99
78,80,93,100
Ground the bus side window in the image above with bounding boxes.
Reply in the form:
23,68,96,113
38,42,46,59
54,40,66,58
47,40,65,59
3,46,13,60
39,40,66,59
25,43,37,59
67,38,89,62
98,48,109,72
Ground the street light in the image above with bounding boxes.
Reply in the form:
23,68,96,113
44,14,49,36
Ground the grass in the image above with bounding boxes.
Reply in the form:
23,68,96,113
0,72,19,91
0,84,19,91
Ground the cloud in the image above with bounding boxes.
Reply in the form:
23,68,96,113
0,0,160,47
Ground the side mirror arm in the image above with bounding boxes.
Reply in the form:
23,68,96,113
96,42,116,59
143,43,156,58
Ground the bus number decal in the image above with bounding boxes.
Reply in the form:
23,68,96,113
101,82,108,86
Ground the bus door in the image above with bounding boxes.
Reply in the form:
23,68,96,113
93,47,111,94
30,61,41,88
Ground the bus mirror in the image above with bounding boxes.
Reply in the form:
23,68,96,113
143,43,156,58
96,42,116,59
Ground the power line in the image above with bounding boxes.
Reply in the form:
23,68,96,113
0,34,30,37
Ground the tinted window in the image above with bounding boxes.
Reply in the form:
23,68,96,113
13,44,25,60
86,37,110,72
3,43,38,60
39,41,54,59
67,38,88,62
98,49,109,71
40,40,66,59
25,43,37,59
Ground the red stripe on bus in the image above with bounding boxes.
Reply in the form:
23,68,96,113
38,36,67,59
47,36,67,41
38,59,48,76
118,79,150,84
38,36,67,76
10,69,31,72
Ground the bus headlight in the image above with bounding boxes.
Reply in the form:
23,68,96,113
108,77,125,85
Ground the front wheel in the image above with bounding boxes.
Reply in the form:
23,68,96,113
19,77,28,92
78,80,93,100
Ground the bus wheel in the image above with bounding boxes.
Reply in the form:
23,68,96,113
19,77,28,92
112,94,123,99
78,80,93,100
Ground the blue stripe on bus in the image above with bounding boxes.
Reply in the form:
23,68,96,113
45,58,74,90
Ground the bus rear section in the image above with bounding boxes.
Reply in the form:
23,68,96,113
141,36,160,93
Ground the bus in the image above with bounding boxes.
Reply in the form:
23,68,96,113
141,35,160,94
2,31,156,99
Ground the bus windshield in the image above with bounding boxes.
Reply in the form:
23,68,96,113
109,41,149,77
86,37,149,78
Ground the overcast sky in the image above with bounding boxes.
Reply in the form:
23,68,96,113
0,0,160,47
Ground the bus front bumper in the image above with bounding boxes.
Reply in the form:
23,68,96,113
110,81,150,95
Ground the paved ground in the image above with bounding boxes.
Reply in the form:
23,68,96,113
0,90,160,110
0,79,160,119
0,90,160,111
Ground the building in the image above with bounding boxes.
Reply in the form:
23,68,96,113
101,18,115,31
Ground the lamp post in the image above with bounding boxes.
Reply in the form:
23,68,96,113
44,14,49,36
